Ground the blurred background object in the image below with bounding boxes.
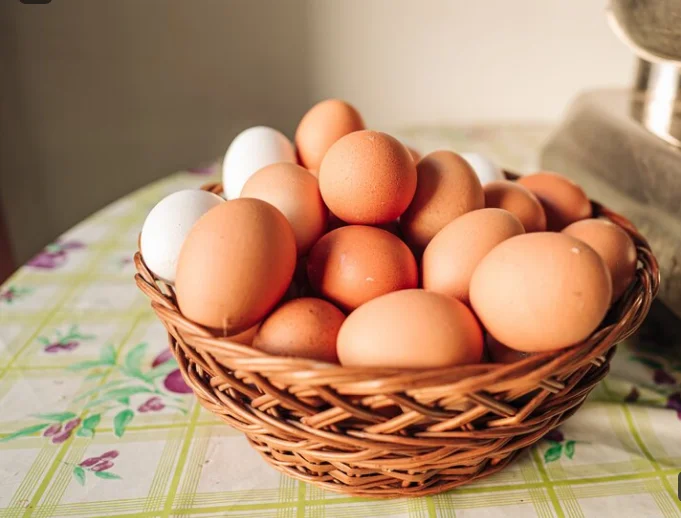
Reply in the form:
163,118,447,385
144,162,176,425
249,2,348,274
0,0,632,271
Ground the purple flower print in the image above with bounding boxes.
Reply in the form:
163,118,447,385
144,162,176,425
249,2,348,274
28,240,85,270
653,369,676,385
45,341,79,353
138,396,165,413
92,460,114,472
64,418,81,432
0,286,31,304
40,325,95,354
43,423,62,437
544,429,565,443
151,349,174,368
52,431,72,444
79,456,101,468
98,450,119,460
164,369,192,394
666,392,681,419
75,450,122,484
50,418,81,444
152,349,191,394
625,387,640,403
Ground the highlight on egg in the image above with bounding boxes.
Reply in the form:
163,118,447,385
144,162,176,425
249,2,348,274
307,225,418,311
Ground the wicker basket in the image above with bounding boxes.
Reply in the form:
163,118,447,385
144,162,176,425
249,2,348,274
134,174,659,498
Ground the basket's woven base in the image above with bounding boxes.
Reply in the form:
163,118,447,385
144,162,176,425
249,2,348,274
135,177,659,498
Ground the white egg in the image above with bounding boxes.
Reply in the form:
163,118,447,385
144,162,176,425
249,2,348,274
460,152,505,185
140,189,223,283
222,126,296,200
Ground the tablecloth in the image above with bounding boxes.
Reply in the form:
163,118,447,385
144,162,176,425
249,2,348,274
1,125,679,518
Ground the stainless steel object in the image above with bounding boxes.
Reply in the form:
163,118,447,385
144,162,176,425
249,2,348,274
542,1,681,317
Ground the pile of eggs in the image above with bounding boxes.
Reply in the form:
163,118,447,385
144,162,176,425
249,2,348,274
140,99,638,369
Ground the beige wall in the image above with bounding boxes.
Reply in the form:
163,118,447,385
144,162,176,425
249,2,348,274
0,0,633,265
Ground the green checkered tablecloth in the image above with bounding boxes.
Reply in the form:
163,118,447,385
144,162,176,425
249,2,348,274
1,125,680,518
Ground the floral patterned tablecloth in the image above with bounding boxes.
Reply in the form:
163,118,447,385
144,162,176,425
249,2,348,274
1,125,680,518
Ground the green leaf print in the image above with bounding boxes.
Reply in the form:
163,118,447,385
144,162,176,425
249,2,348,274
565,440,576,459
123,343,148,379
77,427,93,438
85,386,154,410
146,361,177,380
33,412,77,422
113,409,134,438
73,466,86,485
544,443,563,463
100,344,117,365
116,397,130,406
94,471,122,480
82,413,101,430
0,423,50,442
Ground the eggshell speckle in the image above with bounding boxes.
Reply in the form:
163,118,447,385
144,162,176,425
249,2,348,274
423,208,525,303
460,152,505,185
517,172,592,230
470,232,612,352
483,180,547,233
253,298,344,363
400,150,484,249
240,162,328,255
337,289,483,368
175,198,296,335
140,189,223,283
222,126,296,200
295,99,365,171
319,131,417,224
563,218,637,302
307,225,418,311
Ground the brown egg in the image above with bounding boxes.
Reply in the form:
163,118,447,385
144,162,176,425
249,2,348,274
307,225,418,311
483,180,547,233
516,172,592,230
253,298,344,363
337,289,483,368
319,131,417,224
422,208,525,303
563,219,637,302
470,233,612,352
295,99,365,171
407,146,421,163
400,150,484,249
240,162,328,255
486,334,532,363
226,322,261,345
175,198,296,334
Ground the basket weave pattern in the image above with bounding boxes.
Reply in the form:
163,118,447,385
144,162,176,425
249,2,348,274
134,177,659,498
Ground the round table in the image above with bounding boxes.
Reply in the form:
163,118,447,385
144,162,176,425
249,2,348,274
1,125,679,518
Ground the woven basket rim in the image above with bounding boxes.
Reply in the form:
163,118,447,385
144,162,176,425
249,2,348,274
134,172,659,380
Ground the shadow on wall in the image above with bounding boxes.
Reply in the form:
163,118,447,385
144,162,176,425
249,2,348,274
0,0,312,265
